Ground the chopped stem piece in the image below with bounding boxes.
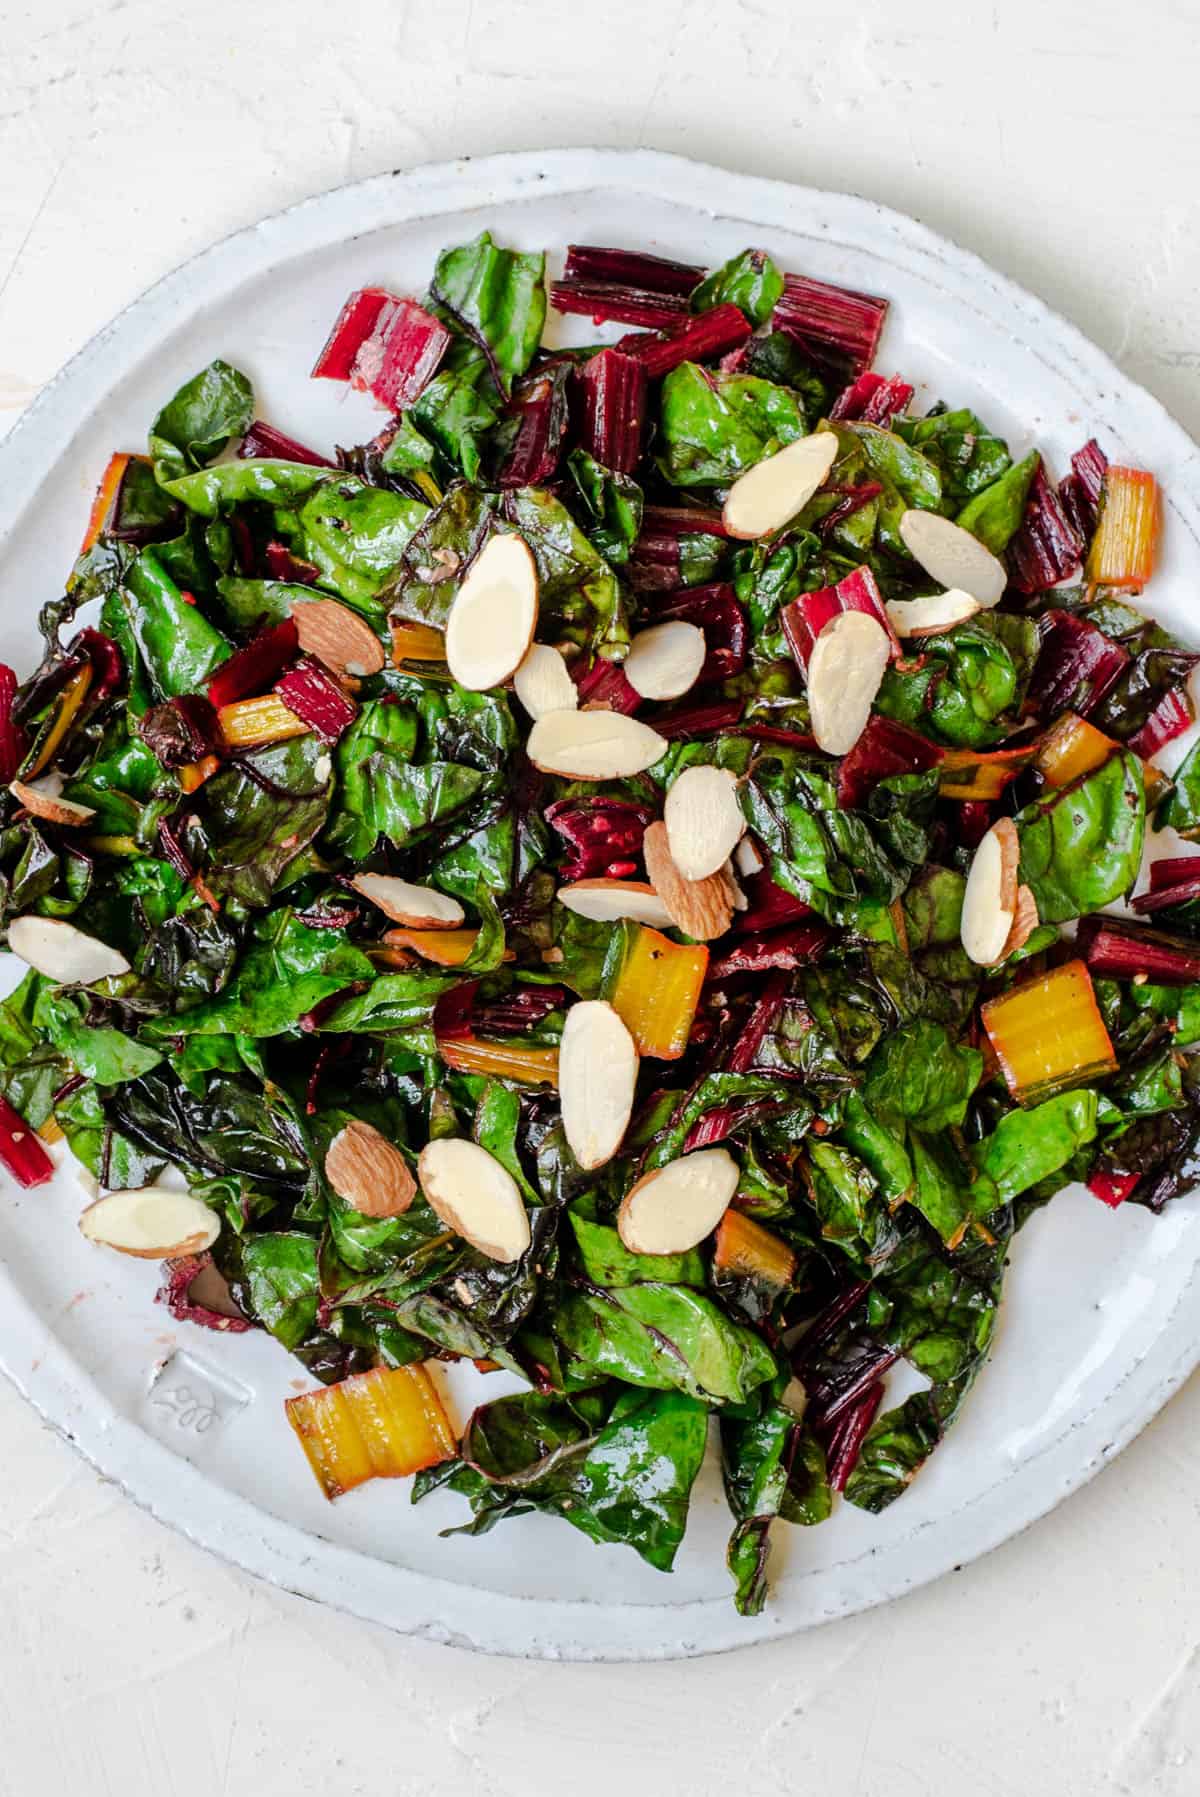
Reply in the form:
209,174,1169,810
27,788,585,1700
981,959,1116,1104
607,923,708,1060
286,1364,456,1499
1087,466,1160,589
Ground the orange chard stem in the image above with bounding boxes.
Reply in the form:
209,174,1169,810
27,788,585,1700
383,927,514,969
981,958,1117,1105
178,754,222,794
1087,466,1160,589
286,1364,456,1500
26,663,93,778
937,744,1036,801
391,621,446,666
438,1035,560,1086
607,924,708,1060
217,694,311,750
1034,713,1118,791
714,1210,797,1292
79,452,135,555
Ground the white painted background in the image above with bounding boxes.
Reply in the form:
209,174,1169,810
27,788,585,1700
2,1,1200,1790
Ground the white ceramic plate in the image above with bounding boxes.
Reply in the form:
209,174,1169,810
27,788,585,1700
1,148,1199,1662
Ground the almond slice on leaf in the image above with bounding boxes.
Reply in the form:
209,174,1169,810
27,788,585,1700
513,643,578,720
618,1148,740,1255
291,597,386,678
417,1137,531,1264
664,765,745,881
8,916,130,984
961,817,1021,965
350,873,465,929
623,621,706,701
559,999,639,1171
806,610,891,755
735,835,764,877
8,776,96,827
898,511,1007,608
1002,883,1040,959
557,880,674,928
723,432,838,540
80,1188,219,1259
526,709,667,780
885,588,982,638
444,532,538,691
325,1119,416,1219
642,820,736,941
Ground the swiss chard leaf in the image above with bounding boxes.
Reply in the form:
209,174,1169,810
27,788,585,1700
430,231,547,392
149,360,254,480
657,363,808,489
1015,751,1145,923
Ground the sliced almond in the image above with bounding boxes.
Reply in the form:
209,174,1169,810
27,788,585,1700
898,511,1007,608
623,621,706,701
9,775,96,827
1002,884,1040,959
325,1119,417,1218
642,820,736,941
735,835,764,877
885,588,982,638
79,1188,219,1259
664,765,745,882
806,610,891,755
723,431,838,540
559,999,639,1171
557,880,674,928
961,817,1021,965
512,643,578,720
444,533,538,691
8,916,130,984
350,873,465,929
291,597,386,678
526,709,667,780
417,1137,531,1263
618,1148,740,1255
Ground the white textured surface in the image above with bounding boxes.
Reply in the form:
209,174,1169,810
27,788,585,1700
3,0,1200,1788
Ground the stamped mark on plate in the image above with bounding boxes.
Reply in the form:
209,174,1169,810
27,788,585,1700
141,1350,252,1458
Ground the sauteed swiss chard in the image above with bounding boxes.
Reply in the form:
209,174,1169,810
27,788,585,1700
3,229,1198,1613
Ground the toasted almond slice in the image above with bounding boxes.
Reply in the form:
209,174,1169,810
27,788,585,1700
445,533,538,691
618,1148,740,1255
559,999,639,1171
350,873,465,929
961,817,1021,965
557,880,674,928
642,820,735,941
624,621,706,701
898,511,1007,608
885,588,982,638
291,597,386,678
1002,884,1040,959
527,709,667,780
513,643,578,720
79,1188,219,1259
723,431,838,540
417,1137,531,1263
664,765,745,882
8,776,96,826
806,610,891,756
8,916,130,984
325,1119,416,1218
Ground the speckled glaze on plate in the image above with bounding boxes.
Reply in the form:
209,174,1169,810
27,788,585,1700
1,148,1198,1660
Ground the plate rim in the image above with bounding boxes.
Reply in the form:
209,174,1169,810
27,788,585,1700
2,145,1199,1661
